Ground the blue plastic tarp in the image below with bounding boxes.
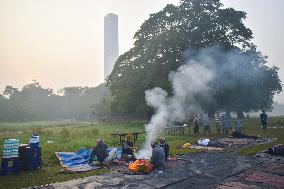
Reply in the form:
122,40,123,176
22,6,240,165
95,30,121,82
55,148,122,172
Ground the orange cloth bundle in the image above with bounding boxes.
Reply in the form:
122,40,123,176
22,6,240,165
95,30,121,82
129,159,153,173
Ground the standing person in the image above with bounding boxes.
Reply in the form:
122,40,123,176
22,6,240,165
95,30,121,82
260,110,268,130
235,117,244,133
221,114,226,134
223,112,232,135
214,112,221,134
202,114,211,136
150,141,165,170
89,138,108,165
159,137,169,161
193,115,199,136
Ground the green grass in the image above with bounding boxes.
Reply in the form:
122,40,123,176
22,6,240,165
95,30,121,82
0,117,283,188
237,117,284,155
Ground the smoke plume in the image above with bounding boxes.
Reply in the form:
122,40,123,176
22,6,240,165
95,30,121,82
137,61,214,158
137,46,267,158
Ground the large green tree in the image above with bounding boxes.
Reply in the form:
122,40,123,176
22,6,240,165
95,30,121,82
107,0,282,116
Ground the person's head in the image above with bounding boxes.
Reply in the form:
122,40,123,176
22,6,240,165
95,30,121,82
151,141,158,149
262,110,265,113
159,137,165,144
268,147,274,154
96,138,104,146
126,134,132,141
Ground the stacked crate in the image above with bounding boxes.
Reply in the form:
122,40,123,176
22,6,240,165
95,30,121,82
1,139,20,175
28,135,41,170
1,135,42,175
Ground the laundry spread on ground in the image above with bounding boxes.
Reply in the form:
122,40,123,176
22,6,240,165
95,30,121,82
207,137,276,150
189,145,224,151
176,137,276,153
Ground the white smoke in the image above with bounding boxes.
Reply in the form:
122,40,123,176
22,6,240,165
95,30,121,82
136,45,269,158
137,61,214,158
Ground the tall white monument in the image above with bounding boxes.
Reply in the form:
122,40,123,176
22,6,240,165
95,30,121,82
104,13,119,79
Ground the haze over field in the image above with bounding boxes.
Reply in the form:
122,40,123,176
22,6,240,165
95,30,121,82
0,0,283,102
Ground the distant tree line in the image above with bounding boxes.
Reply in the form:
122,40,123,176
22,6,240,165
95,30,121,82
0,81,112,122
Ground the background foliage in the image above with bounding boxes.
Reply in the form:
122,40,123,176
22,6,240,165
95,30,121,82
0,82,111,122
107,0,282,117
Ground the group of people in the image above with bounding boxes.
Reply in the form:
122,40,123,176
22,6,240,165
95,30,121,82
121,134,170,169
192,112,244,136
150,137,169,169
89,136,170,170
192,114,211,136
192,110,268,136
192,113,215,136
89,111,268,169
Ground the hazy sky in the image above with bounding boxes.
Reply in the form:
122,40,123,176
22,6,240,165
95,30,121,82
0,0,283,102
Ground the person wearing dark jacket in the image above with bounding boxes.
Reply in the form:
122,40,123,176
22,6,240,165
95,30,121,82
159,137,169,161
260,110,267,130
89,138,108,165
193,115,199,135
122,134,136,161
151,141,165,169
267,144,284,156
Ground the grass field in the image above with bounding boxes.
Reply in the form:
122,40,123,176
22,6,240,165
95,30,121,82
0,117,283,189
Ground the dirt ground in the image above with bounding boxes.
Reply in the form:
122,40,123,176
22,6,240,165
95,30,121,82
33,151,283,189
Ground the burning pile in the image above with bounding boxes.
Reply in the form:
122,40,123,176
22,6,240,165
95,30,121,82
128,159,153,174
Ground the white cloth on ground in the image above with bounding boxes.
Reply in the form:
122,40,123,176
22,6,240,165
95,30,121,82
198,138,210,146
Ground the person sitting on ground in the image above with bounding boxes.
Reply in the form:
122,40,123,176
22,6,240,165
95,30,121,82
89,138,109,165
122,134,136,161
159,137,169,161
267,144,284,156
260,110,267,130
150,141,165,169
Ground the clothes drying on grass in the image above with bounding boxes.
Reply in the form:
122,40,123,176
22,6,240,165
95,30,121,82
198,138,210,146
190,145,224,151
55,148,122,172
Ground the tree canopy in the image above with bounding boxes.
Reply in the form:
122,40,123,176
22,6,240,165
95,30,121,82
107,0,282,117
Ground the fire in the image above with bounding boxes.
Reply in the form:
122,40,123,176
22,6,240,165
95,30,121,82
128,159,153,173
